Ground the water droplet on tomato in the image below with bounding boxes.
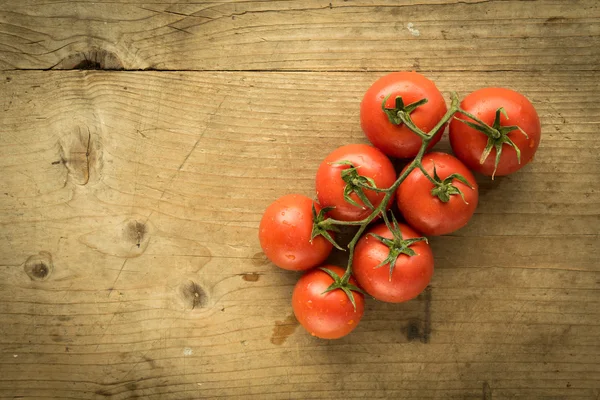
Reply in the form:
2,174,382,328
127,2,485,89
285,254,295,260
347,319,354,325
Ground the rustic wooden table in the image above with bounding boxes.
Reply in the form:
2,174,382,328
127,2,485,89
1,0,599,399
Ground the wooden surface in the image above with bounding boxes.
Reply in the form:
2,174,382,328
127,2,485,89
0,1,599,399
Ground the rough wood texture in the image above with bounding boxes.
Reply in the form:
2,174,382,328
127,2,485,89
1,70,599,399
0,0,598,71
1,1,599,399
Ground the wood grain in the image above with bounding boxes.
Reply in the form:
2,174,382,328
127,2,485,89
0,0,598,72
1,70,599,399
1,0,600,398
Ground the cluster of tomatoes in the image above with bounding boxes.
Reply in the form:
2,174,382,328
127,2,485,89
259,72,541,339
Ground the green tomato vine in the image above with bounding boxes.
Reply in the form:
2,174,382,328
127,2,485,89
314,92,463,308
312,91,528,309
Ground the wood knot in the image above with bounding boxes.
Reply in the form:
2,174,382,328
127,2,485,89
180,280,208,310
79,217,150,258
54,48,124,70
24,251,54,281
125,220,147,248
58,126,102,186
32,263,49,278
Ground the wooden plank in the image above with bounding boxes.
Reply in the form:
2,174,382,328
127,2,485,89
0,0,598,71
0,70,598,399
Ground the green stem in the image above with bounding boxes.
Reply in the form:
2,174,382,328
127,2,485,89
456,107,488,128
338,93,459,284
418,164,437,185
355,180,388,192
337,92,460,285
320,218,365,227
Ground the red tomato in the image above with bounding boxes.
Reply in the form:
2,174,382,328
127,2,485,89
360,72,448,158
315,144,396,221
353,222,434,303
292,265,365,339
449,87,541,177
258,194,333,271
396,152,478,236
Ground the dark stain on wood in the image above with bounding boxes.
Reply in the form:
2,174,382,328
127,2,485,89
143,355,158,369
544,16,567,24
476,177,503,198
422,285,432,343
95,388,112,397
402,286,432,343
241,272,260,282
270,313,299,345
251,252,269,266
50,335,63,343
180,280,208,310
483,381,492,400
404,320,422,342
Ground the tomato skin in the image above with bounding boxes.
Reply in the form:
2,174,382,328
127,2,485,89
315,144,396,221
449,87,541,176
360,72,448,158
396,152,478,236
258,194,333,271
292,265,365,339
353,223,434,303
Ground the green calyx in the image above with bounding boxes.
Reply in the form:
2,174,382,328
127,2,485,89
370,214,428,282
320,267,366,312
382,94,428,127
427,162,473,204
332,161,383,210
310,205,344,251
455,107,528,179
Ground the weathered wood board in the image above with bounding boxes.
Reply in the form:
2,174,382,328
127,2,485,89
0,1,599,399
1,0,598,72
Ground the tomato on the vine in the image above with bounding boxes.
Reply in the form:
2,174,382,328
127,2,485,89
292,265,365,339
353,221,434,303
396,152,478,236
449,87,541,177
315,144,396,221
257,72,540,341
258,194,334,271
360,72,448,159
